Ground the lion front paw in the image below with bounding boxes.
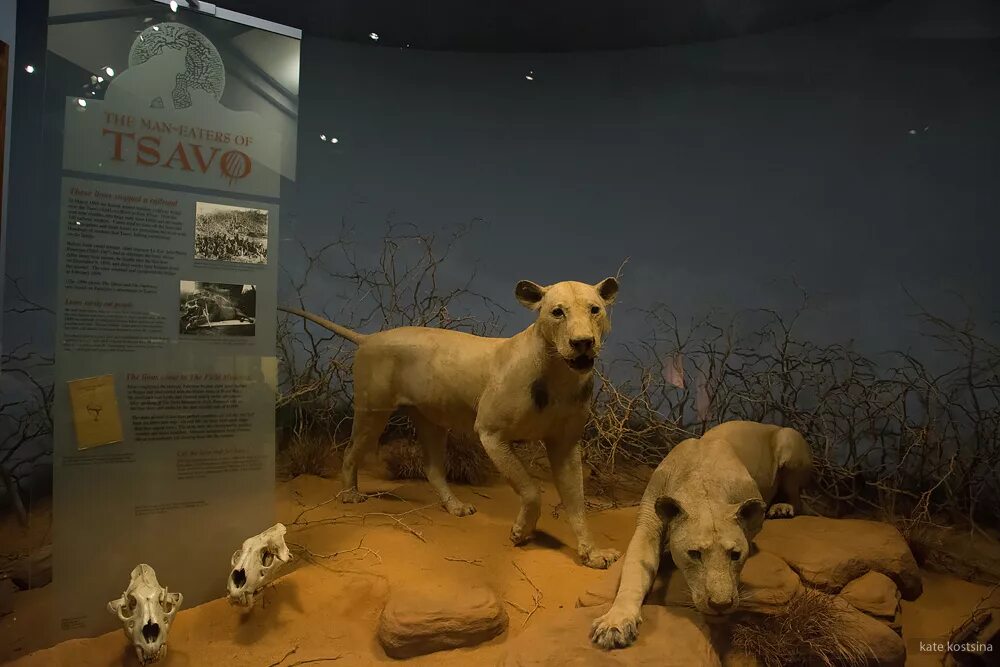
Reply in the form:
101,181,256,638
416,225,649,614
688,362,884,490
581,547,621,569
339,488,368,504
590,606,641,650
445,501,477,517
767,502,795,519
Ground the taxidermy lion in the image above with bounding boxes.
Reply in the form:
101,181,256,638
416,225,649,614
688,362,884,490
590,420,813,648
279,277,622,569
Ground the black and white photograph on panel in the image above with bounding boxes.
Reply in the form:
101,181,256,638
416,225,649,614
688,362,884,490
194,201,269,264
179,281,257,337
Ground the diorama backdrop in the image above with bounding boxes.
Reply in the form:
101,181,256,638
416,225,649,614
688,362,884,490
2,0,999,528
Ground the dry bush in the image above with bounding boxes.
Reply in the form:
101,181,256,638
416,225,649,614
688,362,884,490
578,290,1000,531
0,276,54,526
731,589,873,667
278,432,339,479
380,433,495,485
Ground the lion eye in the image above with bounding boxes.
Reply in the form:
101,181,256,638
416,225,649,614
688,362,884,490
551,308,564,318
590,305,600,314
730,550,742,561
687,550,702,562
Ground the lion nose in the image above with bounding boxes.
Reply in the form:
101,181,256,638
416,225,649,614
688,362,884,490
570,337,595,353
707,596,734,613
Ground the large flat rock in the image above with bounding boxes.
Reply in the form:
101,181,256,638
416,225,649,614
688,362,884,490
499,604,723,666
754,516,922,599
377,583,507,659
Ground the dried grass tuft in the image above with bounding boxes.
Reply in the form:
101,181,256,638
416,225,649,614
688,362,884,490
731,589,873,667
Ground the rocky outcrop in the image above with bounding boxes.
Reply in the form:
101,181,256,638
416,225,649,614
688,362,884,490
376,583,507,659
835,596,907,667
754,516,922,599
500,604,723,666
839,570,902,634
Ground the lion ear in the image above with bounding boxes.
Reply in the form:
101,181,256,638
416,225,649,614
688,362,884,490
515,280,547,310
735,498,766,537
654,495,684,525
594,277,619,305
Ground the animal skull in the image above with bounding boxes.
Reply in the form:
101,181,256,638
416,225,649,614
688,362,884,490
107,564,182,665
227,522,292,608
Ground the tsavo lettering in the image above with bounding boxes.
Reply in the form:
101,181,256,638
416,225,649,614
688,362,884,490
101,129,253,183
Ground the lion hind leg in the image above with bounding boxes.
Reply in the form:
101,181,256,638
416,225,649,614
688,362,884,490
340,408,392,503
413,413,476,517
770,427,814,517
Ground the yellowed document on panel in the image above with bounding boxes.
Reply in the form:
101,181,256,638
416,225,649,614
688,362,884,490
67,374,124,449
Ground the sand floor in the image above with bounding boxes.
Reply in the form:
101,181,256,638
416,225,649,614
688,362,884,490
1,465,995,666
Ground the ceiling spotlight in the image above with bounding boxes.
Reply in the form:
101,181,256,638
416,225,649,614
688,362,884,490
77,98,88,108
369,32,379,40
98,76,104,83
75,221,81,225
320,134,327,141
525,72,535,81
91,75,98,84
331,137,339,144
105,66,115,77
170,1,178,12
153,25,160,31
25,64,35,74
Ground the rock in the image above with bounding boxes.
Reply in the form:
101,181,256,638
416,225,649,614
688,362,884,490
9,546,52,591
839,571,901,619
836,597,906,667
377,583,507,659
738,551,803,614
576,557,622,608
754,517,922,599
499,604,723,666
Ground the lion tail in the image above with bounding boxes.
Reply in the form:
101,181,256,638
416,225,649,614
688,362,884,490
278,306,367,345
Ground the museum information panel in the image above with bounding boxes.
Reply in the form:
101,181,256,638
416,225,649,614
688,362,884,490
46,2,299,638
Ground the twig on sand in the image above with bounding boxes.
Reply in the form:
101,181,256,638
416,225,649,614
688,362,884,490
445,556,484,567
505,560,545,628
266,646,298,667
289,537,383,564
470,489,493,499
361,505,434,542
292,488,406,524
267,645,344,667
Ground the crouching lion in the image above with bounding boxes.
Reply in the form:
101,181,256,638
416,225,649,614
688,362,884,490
590,420,813,648
280,277,622,569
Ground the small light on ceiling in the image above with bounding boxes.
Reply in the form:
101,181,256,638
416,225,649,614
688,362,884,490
153,25,160,31
75,221,81,225
25,64,36,74
331,137,339,144
170,1,179,12
77,98,88,108
908,129,917,135
98,76,105,83
144,16,153,23
91,75,98,84
105,66,115,77
525,71,535,81
369,32,379,41
320,134,327,141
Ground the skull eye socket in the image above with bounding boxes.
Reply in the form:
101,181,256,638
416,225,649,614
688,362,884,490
160,597,174,614
260,548,274,568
